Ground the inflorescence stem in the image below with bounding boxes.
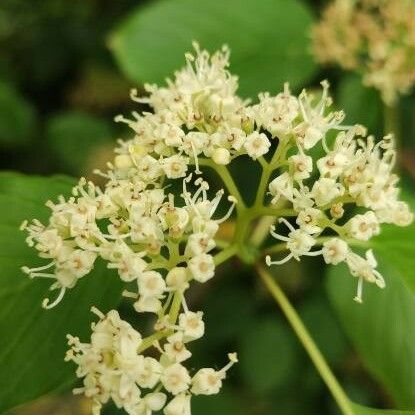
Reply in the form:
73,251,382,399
256,264,355,415
203,145,356,415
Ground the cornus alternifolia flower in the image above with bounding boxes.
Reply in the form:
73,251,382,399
22,44,412,414
312,0,415,104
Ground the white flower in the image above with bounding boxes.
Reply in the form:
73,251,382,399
138,271,166,298
311,177,344,206
212,127,246,151
163,393,191,415
178,311,205,340
188,254,215,283
266,218,319,265
376,201,413,227
289,153,313,181
212,147,231,165
346,211,380,241
134,296,163,314
107,244,147,282
317,151,349,178
161,363,191,395
114,154,135,170
191,368,221,396
244,132,271,159
66,309,145,414
296,208,322,234
185,232,216,256
60,249,97,278
135,357,162,389
164,332,192,363
254,83,299,137
322,238,349,265
191,353,238,396
161,155,189,179
346,250,385,303
135,393,167,414
268,172,293,204
166,267,189,291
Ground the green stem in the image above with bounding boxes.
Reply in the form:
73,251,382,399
214,244,238,266
256,264,354,415
137,291,182,353
384,103,400,148
250,215,276,247
254,159,273,208
199,159,246,210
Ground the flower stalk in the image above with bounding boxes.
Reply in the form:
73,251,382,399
256,264,355,415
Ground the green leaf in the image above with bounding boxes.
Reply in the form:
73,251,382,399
0,80,36,148
369,194,415,293
239,317,299,394
110,0,317,97
337,74,382,134
353,403,415,415
0,172,123,413
46,111,112,173
326,260,415,409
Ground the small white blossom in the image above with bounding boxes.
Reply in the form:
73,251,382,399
322,238,349,265
296,208,322,234
266,218,319,265
166,267,189,291
244,131,271,159
161,363,191,395
178,311,205,340
289,153,313,181
135,356,162,389
346,211,380,241
191,353,238,395
164,333,192,363
161,155,189,179
268,172,293,204
188,254,215,283
311,177,344,206
346,250,385,303
163,393,191,415
212,148,231,165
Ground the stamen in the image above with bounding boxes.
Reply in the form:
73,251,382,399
279,217,296,232
190,141,201,174
216,196,237,224
265,253,293,266
91,306,105,319
21,262,55,274
181,296,189,314
42,286,66,309
122,290,138,299
353,277,363,304
269,226,290,242
218,352,239,377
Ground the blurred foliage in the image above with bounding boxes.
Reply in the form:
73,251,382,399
327,258,415,408
0,80,36,148
1,0,415,415
337,74,383,136
110,0,318,97
0,173,123,412
46,111,113,174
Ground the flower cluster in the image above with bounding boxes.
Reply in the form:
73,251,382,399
21,173,235,310
22,43,412,414
312,0,415,104
264,87,412,302
66,307,237,415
